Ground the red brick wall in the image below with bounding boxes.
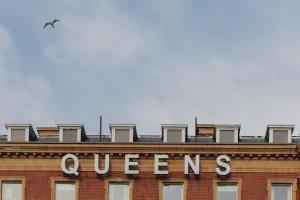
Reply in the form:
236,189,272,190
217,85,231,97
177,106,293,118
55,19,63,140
0,171,298,200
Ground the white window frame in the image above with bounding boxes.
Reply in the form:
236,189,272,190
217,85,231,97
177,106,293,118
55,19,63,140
7,128,29,142
267,179,296,200
110,124,136,143
162,124,187,143
0,177,25,200
216,127,239,143
271,184,291,200
268,128,292,144
105,179,132,200
111,128,133,143
163,128,186,143
57,124,84,143
213,179,241,200
59,128,81,143
51,177,79,200
159,179,187,200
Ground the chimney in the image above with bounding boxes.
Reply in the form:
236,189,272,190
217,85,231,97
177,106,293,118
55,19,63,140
196,124,215,136
36,127,59,136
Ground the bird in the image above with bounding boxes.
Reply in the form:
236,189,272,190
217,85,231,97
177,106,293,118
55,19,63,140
44,19,60,29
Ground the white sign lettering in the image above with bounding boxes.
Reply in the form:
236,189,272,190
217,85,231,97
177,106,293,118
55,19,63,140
95,154,110,175
61,154,79,176
184,155,200,175
215,155,231,176
154,154,169,175
125,154,139,174
60,153,231,177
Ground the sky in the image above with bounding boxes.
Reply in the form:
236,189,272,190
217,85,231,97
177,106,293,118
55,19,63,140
0,1,300,136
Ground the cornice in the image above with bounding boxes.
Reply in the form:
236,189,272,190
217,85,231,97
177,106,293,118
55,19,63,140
0,143,297,160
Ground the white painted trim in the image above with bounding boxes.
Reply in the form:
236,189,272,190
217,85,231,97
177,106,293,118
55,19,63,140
111,127,134,143
77,128,81,142
111,128,116,142
7,127,30,142
129,128,133,143
288,129,292,143
269,128,292,143
163,128,167,143
25,128,29,142
182,128,185,142
163,127,186,143
269,129,274,143
7,128,11,142
234,129,238,143
216,127,239,143
216,128,220,143
59,127,63,142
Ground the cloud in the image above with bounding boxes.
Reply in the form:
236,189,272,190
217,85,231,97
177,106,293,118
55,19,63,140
0,0,297,136
0,24,55,133
45,1,165,69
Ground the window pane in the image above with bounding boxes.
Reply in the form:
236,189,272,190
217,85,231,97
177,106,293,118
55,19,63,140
115,129,130,142
167,130,183,143
272,184,291,200
11,129,26,142
163,183,183,200
219,130,235,143
55,182,76,200
109,183,129,200
2,181,22,200
273,130,288,143
217,183,237,200
63,129,78,142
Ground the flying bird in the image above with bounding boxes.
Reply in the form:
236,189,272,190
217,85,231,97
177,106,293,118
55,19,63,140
44,19,60,29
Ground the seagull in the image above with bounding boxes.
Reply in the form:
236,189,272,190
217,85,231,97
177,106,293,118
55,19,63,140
44,19,60,29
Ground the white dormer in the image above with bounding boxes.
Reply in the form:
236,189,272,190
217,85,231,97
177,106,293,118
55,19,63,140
266,124,294,144
110,124,137,143
162,124,187,143
215,124,240,143
57,124,87,143
5,123,37,142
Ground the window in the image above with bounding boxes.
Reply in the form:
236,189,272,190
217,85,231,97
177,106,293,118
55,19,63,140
219,130,235,143
215,125,240,143
114,129,131,143
2,181,23,200
267,179,296,200
272,130,288,143
163,183,183,200
55,182,76,200
266,125,294,144
58,124,87,143
217,182,238,200
10,129,26,142
109,182,129,200
166,130,183,143
271,184,291,200
5,124,37,142
110,124,137,143
62,129,78,143
162,124,187,143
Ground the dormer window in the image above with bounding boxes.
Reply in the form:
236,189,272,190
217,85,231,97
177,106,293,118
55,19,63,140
162,124,187,143
110,124,137,143
57,124,87,143
5,124,37,142
215,124,240,143
266,125,294,144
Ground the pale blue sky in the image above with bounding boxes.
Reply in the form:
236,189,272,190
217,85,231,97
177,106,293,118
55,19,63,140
0,1,300,136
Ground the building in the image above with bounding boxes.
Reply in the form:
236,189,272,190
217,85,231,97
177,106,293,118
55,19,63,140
0,122,299,200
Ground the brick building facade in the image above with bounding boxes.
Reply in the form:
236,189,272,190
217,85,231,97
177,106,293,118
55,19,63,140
0,123,299,200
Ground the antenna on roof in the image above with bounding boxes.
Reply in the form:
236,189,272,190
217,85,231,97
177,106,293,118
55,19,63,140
195,116,198,135
100,115,102,142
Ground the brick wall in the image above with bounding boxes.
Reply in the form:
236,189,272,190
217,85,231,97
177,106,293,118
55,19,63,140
0,171,298,200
